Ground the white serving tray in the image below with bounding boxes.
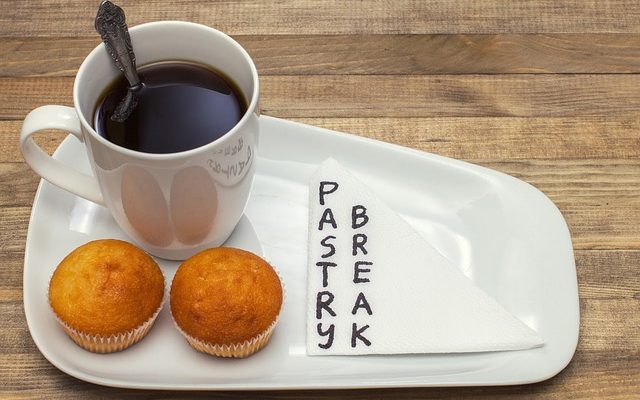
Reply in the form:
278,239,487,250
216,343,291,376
23,116,579,389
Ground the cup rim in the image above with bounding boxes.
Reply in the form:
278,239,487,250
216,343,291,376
73,20,260,160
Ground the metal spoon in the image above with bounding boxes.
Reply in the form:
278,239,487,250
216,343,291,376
94,0,141,122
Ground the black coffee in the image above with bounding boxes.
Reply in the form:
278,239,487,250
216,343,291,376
94,61,247,154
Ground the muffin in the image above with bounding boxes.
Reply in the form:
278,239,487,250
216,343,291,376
48,239,165,353
170,247,283,358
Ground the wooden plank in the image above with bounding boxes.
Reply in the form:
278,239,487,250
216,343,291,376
259,75,640,117
579,298,640,354
290,117,640,160
0,122,67,162
574,250,640,302
482,159,640,250
0,253,24,292
3,34,640,78
0,164,40,207
5,74,640,120
2,0,640,36
4,117,640,163
2,157,639,250
0,78,74,120
0,37,98,78
0,208,28,255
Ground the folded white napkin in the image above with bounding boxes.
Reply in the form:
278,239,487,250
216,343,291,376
306,158,544,355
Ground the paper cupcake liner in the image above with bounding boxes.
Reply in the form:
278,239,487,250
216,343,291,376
54,302,163,353
170,259,286,358
173,313,279,358
48,274,167,354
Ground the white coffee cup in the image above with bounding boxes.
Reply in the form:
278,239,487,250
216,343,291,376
20,21,259,260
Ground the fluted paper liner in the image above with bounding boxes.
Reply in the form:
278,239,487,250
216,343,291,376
171,261,285,358
48,275,166,354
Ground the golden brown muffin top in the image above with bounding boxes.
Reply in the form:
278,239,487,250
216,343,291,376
170,247,283,345
49,239,165,336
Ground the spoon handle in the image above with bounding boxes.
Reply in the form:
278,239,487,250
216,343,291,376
95,0,141,88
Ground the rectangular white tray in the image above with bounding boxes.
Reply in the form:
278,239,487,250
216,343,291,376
23,116,579,389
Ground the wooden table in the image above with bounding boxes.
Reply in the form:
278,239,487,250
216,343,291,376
1,1,639,398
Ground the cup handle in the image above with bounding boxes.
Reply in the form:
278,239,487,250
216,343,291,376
20,105,105,206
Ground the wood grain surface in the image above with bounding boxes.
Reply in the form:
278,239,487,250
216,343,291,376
1,1,638,399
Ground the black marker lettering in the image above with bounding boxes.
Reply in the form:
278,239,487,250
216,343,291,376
318,208,337,230
319,181,339,205
320,235,336,258
317,323,335,349
351,323,372,347
316,291,336,319
352,205,369,229
316,261,337,288
351,292,373,316
353,261,372,283
352,233,368,256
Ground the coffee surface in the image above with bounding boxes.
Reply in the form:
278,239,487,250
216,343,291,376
94,61,246,154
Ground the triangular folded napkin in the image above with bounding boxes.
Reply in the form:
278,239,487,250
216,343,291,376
306,158,544,355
